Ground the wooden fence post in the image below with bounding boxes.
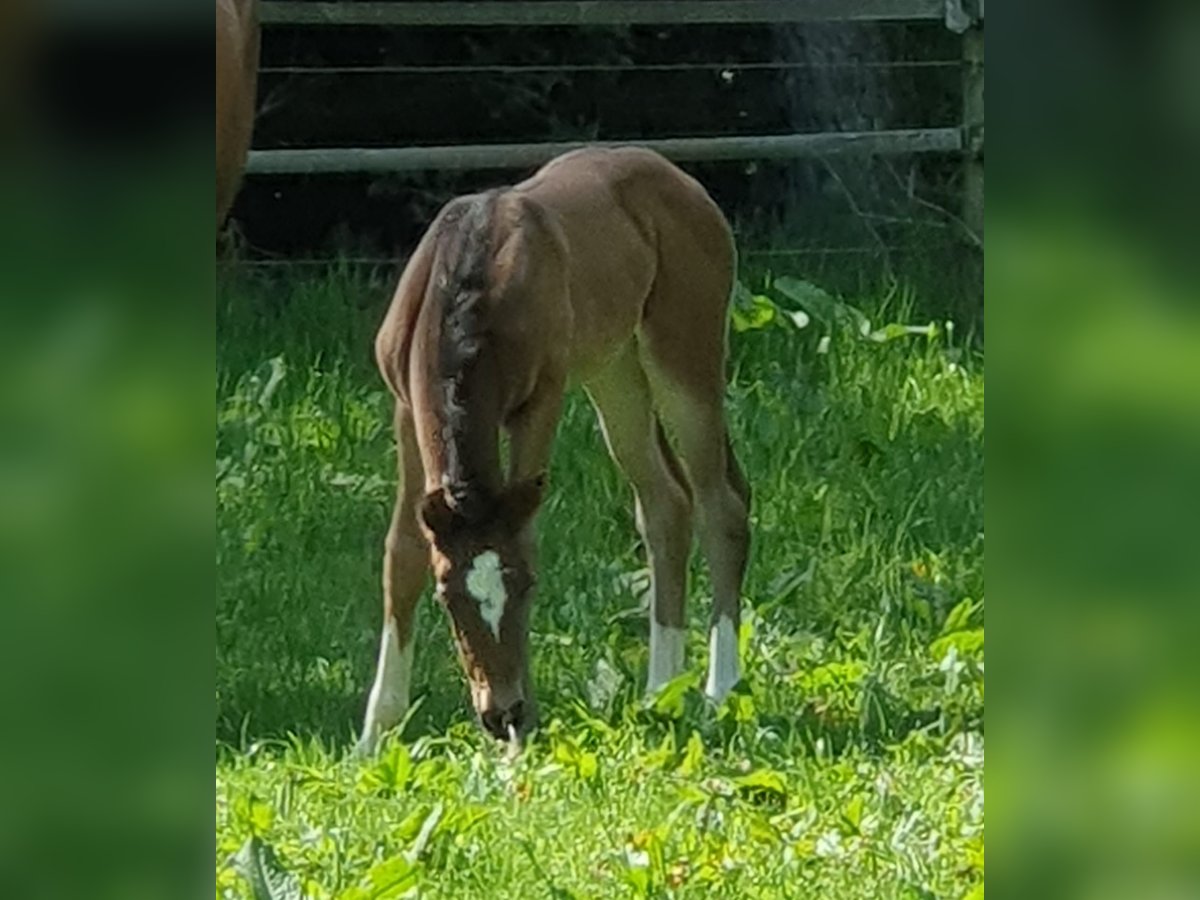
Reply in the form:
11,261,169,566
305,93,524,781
960,5,984,304
962,23,984,244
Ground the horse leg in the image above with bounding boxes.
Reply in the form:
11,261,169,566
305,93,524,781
506,374,566,484
636,210,749,702
488,373,566,732
359,403,429,754
641,352,750,703
585,342,694,694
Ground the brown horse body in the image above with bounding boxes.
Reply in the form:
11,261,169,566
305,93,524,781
362,147,750,750
215,0,259,228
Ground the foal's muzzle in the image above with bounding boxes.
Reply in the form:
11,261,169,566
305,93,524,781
479,699,527,741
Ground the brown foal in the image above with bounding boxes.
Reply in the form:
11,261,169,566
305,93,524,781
361,147,750,752
215,0,259,228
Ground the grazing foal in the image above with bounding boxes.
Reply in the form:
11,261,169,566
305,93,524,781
215,0,259,228
361,147,750,751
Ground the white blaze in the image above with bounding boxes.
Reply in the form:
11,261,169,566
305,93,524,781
646,621,686,694
704,615,740,702
466,550,507,639
359,618,413,754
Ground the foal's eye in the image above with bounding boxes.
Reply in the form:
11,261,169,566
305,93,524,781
504,567,535,589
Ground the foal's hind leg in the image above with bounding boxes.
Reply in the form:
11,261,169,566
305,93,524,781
646,369,750,702
359,403,429,754
642,361,750,702
634,200,749,702
585,343,694,693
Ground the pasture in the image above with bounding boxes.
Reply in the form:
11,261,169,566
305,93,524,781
216,263,983,899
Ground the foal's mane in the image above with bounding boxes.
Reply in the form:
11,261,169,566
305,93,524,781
431,189,503,519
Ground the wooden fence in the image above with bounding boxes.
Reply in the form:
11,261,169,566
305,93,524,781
260,0,950,26
245,0,984,249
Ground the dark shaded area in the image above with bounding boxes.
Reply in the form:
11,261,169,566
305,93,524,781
230,16,976,315
250,24,958,148
30,24,209,148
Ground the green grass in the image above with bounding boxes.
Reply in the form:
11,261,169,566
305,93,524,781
216,263,984,899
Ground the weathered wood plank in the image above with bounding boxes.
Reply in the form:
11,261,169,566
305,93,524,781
961,26,984,242
246,130,963,174
259,0,945,28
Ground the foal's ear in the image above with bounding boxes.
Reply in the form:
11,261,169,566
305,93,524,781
418,489,459,543
501,473,547,530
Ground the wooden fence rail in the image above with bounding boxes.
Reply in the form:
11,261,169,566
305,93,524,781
259,0,949,27
247,129,963,175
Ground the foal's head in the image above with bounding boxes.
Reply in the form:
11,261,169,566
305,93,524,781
418,476,545,741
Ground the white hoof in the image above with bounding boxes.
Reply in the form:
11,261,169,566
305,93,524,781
645,622,686,694
358,620,413,755
353,728,381,759
704,615,740,702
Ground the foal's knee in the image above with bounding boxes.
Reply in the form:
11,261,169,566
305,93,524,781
384,517,429,605
386,521,426,561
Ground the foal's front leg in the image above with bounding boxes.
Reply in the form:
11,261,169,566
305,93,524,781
359,404,429,754
506,376,565,485
502,375,566,728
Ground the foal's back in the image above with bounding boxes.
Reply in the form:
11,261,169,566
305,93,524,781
376,146,736,416
508,147,736,378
